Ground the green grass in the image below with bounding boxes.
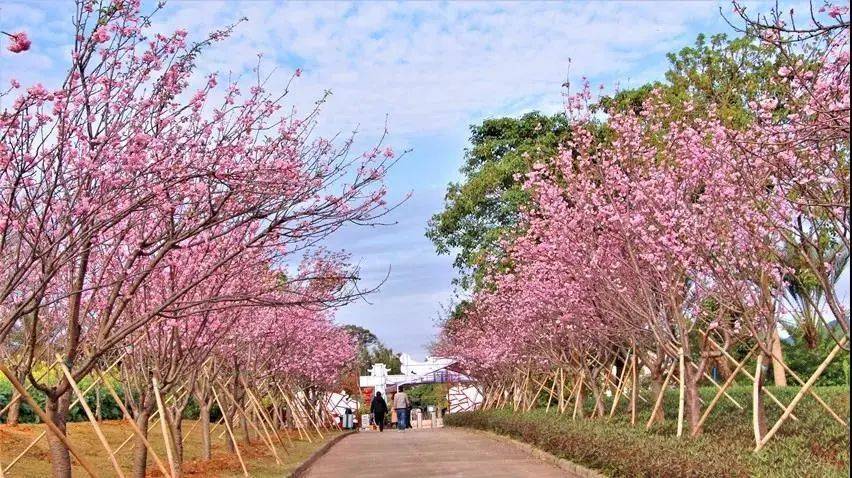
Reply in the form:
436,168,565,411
445,386,850,478
0,418,338,477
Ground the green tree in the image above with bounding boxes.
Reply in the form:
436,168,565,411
406,384,449,410
426,111,570,290
428,33,784,294
343,325,401,375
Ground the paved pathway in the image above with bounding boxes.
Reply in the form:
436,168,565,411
303,428,575,477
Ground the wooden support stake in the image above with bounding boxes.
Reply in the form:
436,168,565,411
212,385,249,477
677,347,686,438
609,351,632,418
694,346,756,435
152,378,178,478
572,372,584,420
242,380,287,449
217,379,280,463
647,362,676,429
708,339,797,420
56,356,126,478
756,338,847,451
765,344,847,427
278,387,311,442
630,349,638,425
111,386,190,456
0,363,98,478
262,388,294,447
97,370,171,478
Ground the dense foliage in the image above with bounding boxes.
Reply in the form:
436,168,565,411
436,1,850,451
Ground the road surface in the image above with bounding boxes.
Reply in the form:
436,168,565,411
303,427,575,477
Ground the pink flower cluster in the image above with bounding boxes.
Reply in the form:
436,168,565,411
437,16,850,413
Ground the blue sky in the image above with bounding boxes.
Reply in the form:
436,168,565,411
3,1,821,357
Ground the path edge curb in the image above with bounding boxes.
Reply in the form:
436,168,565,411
460,428,606,478
289,430,356,478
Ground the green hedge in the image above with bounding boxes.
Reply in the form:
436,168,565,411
1,380,204,424
445,386,850,478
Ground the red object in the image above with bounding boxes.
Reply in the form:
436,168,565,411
362,387,374,404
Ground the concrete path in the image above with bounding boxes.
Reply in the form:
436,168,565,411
302,428,575,477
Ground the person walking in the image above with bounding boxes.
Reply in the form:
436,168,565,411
370,391,388,432
393,386,411,432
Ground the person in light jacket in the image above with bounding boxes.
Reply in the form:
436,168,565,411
392,386,411,432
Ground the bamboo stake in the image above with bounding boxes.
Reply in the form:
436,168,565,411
111,386,190,456
646,362,676,429
262,387,294,447
279,387,311,443
301,391,327,438
630,349,638,425
241,379,287,448
708,339,797,420
677,347,686,438
752,350,766,445
0,357,61,417
609,352,632,418
765,344,847,427
3,430,45,474
217,380,280,463
756,338,847,451
96,370,171,478
56,356,126,478
694,346,756,435
2,350,130,471
212,385,249,477
694,363,744,410
283,384,324,439
153,378,178,478
0,363,98,478
572,373,584,420
545,371,557,413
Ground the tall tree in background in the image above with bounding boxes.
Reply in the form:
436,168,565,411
344,325,402,374
428,33,783,293
426,112,570,290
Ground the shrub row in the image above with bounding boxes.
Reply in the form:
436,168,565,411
1,380,207,424
445,386,850,478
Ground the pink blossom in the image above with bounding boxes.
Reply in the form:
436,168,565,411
6,31,31,53
92,26,111,43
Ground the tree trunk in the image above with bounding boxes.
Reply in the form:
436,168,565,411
648,367,666,425
44,392,73,478
753,352,769,445
168,409,184,478
199,401,212,460
240,413,250,444
771,329,787,387
6,393,22,425
225,409,237,453
683,369,702,436
131,408,152,478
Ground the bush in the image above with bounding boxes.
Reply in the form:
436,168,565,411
1,377,202,424
445,386,849,478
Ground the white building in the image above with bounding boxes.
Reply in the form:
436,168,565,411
358,354,481,412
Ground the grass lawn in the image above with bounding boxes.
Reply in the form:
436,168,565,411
445,385,850,478
0,419,340,477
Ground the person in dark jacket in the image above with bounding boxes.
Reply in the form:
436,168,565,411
370,391,388,432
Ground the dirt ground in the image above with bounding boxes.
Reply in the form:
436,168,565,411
0,419,339,477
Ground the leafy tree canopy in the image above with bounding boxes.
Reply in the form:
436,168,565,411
343,324,402,375
428,33,783,292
